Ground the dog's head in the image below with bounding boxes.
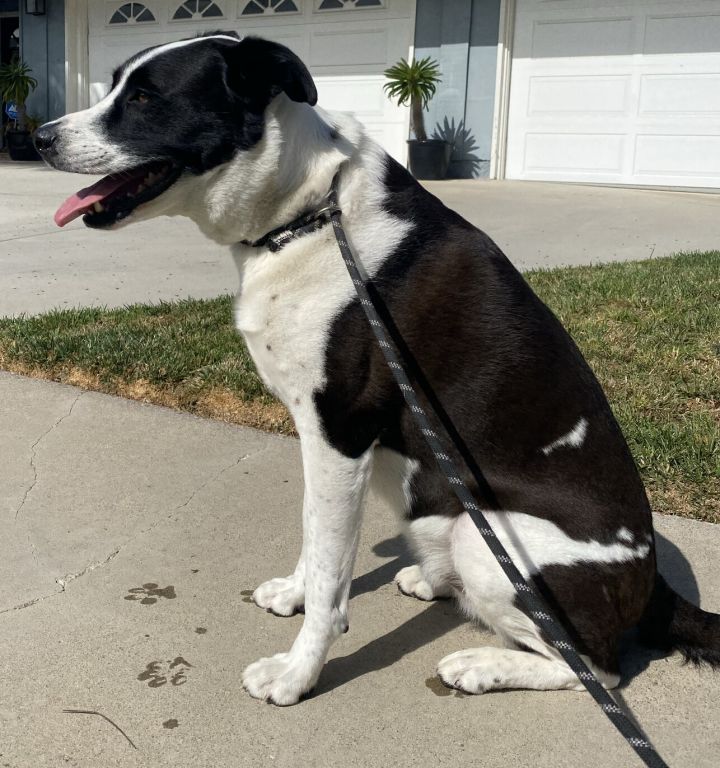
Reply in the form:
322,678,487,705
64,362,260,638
35,33,317,230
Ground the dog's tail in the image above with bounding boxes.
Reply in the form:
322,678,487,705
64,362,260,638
638,572,720,667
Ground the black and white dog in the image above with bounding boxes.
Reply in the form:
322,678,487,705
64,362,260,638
35,33,720,706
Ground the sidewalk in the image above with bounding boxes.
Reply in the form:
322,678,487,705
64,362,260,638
2,371,719,768
2,161,720,317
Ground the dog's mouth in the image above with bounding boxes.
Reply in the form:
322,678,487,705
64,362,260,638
54,160,183,229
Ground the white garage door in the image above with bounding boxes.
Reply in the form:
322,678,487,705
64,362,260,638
88,0,414,162
506,0,720,187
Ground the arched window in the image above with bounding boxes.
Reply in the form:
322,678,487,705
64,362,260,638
240,0,300,15
109,3,156,24
172,0,224,20
317,0,383,9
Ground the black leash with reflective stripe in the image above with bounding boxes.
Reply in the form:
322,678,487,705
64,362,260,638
324,177,669,768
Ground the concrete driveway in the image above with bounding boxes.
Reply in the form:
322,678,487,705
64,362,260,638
2,159,719,317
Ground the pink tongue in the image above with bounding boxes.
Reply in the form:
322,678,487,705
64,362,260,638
54,173,140,227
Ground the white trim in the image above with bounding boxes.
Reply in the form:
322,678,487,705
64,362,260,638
64,0,90,113
403,0,417,156
490,0,516,180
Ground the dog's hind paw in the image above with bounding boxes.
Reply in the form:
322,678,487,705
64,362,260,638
252,575,305,616
242,653,316,706
437,648,494,694
395,565,434,601
395,565,450,601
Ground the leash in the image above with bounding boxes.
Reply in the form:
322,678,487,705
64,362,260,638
325,175,670,768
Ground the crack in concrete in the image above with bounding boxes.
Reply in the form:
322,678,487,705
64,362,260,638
0,591,58,615
1,546,123,615
172,450,254,514
1,442,270,615
92,446,270,568
14,392,84,523
56,546,123,590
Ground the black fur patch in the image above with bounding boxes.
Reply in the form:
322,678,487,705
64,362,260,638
315,157,654,544
528,557,656,672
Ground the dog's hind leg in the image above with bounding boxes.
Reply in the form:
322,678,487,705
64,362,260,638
395,516,456,601
437,646,619,693
242,432,373,705
252,564,306,617
252,495,309,617
436,511,630,695
369,449,456,602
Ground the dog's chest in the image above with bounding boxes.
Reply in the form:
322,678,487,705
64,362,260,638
232,238,353,422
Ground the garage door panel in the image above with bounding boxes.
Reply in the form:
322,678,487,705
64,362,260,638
635,134,720,178
507,0,720,187
643,12,720,55
317,76,387,115
309,26,388,67
528,76,630,114
246,27,309,59
524,133,625,175
639,74,720,115
89,32,171,99
531,17,634,58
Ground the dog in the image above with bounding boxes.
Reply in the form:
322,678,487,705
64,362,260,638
35,32,720,706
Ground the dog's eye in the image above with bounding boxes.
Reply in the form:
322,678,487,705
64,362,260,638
129,90,150,104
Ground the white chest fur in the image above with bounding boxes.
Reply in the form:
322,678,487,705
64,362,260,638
232,229,354,432
230,138,412,434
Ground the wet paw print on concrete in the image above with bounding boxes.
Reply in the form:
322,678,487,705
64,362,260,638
138,657,193,688
124,583,176,605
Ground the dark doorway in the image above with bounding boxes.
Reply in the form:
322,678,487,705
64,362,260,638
1,16,20,65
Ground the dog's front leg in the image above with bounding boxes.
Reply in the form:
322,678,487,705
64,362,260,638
242,431,372,705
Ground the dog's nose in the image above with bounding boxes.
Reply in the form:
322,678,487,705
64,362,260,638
33,125,58,153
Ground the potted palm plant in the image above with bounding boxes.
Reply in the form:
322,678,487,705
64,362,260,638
0,58,40,161
383,56,450,180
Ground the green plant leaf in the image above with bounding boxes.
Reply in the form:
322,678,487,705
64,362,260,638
383,56,441,139
383,56,441,108
0,59,38,107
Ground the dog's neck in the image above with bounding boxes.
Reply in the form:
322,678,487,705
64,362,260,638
182,96,351,246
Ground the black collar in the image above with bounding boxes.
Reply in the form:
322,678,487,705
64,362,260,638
240,176,341,253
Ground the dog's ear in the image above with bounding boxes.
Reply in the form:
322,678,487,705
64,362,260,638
220,36,317,107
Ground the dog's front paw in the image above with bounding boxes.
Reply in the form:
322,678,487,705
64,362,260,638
252,575,305,616
242,653,316,706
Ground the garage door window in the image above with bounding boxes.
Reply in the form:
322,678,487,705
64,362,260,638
172,0,224,20
240,0,300,13
109,2,156,24
316,0,384,10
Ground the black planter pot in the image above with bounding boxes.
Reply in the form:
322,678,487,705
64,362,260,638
7,130,41,161
407,139,451,180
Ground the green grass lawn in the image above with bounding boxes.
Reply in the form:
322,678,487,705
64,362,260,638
1,251,717,522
